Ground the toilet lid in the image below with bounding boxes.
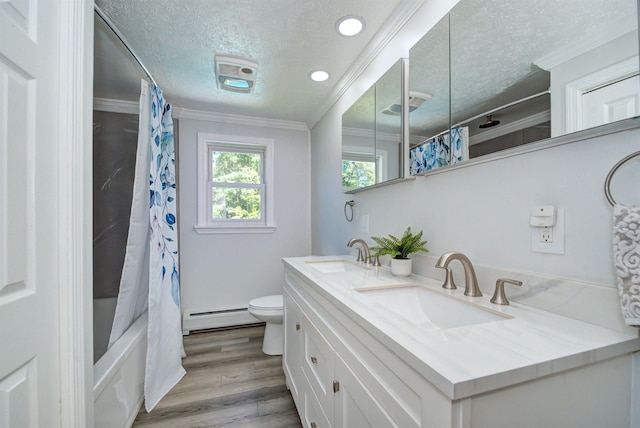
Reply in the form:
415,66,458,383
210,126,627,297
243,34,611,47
249,294,283,310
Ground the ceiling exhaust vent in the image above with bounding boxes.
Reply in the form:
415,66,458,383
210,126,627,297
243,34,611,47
381,91,432,115
215,55,258,94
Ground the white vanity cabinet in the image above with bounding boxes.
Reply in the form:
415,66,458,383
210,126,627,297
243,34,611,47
283,270,445,427
283,259,639,428
285,285,411,427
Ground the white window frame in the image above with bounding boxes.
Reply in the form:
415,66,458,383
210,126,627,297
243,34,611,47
195,133,275,234
342,145,387,191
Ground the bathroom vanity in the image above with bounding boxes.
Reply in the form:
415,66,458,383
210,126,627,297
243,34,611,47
282,256,640,427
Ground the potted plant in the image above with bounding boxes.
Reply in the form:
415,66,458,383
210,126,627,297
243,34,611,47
370,227,428,276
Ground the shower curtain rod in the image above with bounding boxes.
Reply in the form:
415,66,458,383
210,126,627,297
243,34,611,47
94,4,158,87
416,89,551,143
455,89,551,128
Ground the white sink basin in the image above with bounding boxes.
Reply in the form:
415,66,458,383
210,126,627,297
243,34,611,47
305,259,369,273
356,284,511,329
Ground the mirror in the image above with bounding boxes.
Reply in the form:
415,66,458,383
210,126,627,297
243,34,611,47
409,0,639,174
408,14,451,174
342,59,404,192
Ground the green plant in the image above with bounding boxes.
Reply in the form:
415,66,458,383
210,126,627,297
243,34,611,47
370,227,428,259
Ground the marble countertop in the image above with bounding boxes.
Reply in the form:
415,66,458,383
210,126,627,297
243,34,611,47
283,256,640,400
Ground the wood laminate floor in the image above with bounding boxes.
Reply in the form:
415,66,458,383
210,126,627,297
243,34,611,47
133,325,302,427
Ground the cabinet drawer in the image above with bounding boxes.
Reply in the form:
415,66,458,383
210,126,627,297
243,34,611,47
302,317,335,418
304,388,332,428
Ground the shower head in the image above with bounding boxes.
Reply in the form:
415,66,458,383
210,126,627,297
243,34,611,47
479,114,500,129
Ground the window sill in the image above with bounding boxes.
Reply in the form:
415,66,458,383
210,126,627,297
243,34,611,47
193,224,277,235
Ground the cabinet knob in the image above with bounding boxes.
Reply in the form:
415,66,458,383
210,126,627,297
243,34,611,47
310,356,317,364
490,278,522,305
310,422,317,428
295,322,300,331
333,380,340,393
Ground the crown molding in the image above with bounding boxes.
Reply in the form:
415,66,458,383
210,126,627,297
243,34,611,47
93,97,309,132
93,97,139,114
343,126,400,142
306,0,428,129
172,107,308,131
535,25,636,70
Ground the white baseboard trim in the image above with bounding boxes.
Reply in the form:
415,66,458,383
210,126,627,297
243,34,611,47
182,308,260,335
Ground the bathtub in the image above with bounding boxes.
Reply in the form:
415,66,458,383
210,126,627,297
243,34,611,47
94,307,147,428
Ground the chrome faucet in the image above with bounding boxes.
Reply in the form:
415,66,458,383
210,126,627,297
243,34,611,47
347,238,371,264
435,252,482,297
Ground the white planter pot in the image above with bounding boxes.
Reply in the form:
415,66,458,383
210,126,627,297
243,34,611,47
390,258,412,276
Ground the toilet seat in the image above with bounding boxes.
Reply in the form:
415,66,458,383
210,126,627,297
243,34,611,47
249,295,283,311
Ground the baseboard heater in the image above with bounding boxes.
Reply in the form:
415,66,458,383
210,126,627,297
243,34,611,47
182,307,259,335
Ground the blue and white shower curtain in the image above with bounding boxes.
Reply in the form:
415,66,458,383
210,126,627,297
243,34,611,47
144,82,185,411
110,80,185,412
410,127,469,175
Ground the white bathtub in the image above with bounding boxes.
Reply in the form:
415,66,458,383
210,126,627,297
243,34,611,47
94,309,147,428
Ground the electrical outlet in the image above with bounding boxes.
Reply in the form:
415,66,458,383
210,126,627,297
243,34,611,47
531,208,565,254
540,226,553,243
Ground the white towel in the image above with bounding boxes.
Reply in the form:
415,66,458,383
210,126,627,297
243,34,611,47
613,204,640,327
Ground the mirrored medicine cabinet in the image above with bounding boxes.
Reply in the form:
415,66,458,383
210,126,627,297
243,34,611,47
409,0,639,175
342,59,408,193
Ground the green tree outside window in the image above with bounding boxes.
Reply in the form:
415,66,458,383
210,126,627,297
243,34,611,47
211,150,263,220
342,159,376,189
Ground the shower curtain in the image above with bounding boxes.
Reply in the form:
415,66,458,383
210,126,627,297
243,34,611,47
409,126,469,174
109,80,185,412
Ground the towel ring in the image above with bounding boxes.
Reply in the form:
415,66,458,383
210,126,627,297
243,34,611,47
344,200,355,222
604,150,640,206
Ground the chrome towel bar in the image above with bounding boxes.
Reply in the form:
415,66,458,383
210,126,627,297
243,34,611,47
604,150,640,206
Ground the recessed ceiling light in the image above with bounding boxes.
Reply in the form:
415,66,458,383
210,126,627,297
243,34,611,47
335,15,365,37
309,70,330,82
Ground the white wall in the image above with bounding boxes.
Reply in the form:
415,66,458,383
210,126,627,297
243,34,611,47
178,116,310,314
310,0,640,289
311,0,458,257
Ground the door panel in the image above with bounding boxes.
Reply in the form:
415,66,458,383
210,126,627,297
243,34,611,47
582,75,640,128
0,0,61,426
283,291,303,407
334,354,398,428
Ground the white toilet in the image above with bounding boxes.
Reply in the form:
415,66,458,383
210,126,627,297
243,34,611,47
248,294,284,355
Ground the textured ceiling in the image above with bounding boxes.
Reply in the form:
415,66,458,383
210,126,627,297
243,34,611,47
94,0,637,129
94,0,405,124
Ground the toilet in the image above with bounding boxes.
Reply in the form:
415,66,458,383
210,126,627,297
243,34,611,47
248,294,284,355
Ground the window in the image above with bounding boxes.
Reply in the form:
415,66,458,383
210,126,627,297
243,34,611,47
342,156,376,189
341,147,387,191
196,133,275,234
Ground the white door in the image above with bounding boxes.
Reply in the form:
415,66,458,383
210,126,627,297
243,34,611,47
582,75,640,129
0,1,66,426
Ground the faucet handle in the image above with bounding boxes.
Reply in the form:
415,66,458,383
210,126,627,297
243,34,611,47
356,248,364,262
490,278,523,305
